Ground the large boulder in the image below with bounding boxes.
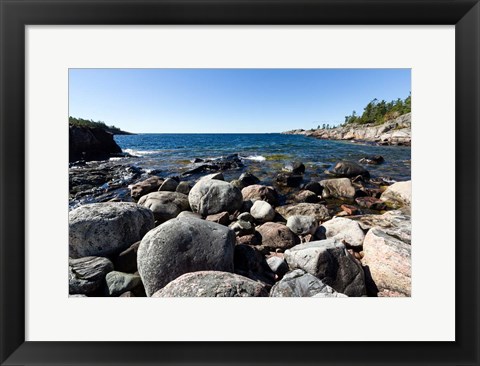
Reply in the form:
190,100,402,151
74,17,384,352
137,217,236,296
241,185,279,206
286,215,318,235
329,161,370,178
319,178,356,199
270,269,347,297
69,202,155,258
276,203,330,222
255,222,298,252
69,256,113,295
250,200,275,223
284,239,366,296
130,176,163,200
380,181,411,208
318,217,365,247
189,179,243,216
151,271,269,297
69,125,122,162
362,227,411,297
138,191,190,223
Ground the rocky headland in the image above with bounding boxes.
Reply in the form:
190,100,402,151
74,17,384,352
283,113,411,146
69,125,125,162
69,155,412,298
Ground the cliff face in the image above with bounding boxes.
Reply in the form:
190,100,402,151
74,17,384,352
284,113,411,146
69,125,123,162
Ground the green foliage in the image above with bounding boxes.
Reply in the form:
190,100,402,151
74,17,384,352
343,93,411,126
69,116,127,134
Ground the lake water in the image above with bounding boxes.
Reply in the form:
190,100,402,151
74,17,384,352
113,133,411,183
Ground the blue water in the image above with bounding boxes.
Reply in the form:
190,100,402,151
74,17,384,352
113,133,411,183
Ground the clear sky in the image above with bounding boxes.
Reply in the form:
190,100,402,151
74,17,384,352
69,69,410,133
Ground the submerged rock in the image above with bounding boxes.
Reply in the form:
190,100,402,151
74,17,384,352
69,202,155,258
283,161,305,174
359,155,384,165
137,217,236,296
275,172,303,187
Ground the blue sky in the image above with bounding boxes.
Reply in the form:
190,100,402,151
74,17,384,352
69,69,410,133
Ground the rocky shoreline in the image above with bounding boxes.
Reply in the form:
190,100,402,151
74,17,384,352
69,157,412,298
283,113,411,146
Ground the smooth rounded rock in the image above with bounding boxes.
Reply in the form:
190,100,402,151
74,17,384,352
130,176,163,199
138,191,190,223
69,202,155,258
105,271,143,297
175,181,191,195
189,179,242,216
329,161,370,178
151,271,269,297
137,217,236,296
250,200,275,223
380,180,411,208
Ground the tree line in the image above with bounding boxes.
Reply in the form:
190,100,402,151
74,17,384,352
342,94,411,126
69,117,129,135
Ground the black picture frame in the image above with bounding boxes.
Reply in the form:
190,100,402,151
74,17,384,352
1,1,479,365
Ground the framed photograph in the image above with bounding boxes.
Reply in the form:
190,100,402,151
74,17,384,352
1,0,479,365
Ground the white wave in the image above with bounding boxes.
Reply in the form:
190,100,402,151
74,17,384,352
109,157,123,161
241,155,266,162
124,148,158,157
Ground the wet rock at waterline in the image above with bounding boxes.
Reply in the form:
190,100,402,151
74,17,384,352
129,176,163,200
328,161,370,179
319,178,356,199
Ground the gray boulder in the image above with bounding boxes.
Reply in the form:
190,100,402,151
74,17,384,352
138,191,190,223
151,271,269,297
250,200,275,223
286,215,318,235
276,203,330,222
238,172,260,187
266,256,289,277
284,239,366,296
158,177,178,192
137,217,236,296
69,202,155,258
320,178,356,199
318,217,365,247
189,179,243,216
105,271,143,297
270,269,347,297
69,256,114,295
